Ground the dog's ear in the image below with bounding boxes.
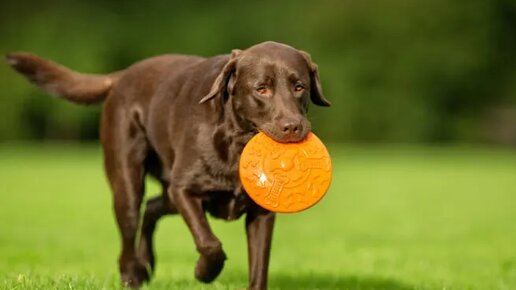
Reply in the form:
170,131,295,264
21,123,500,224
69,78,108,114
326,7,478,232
300,50,331,107
199,49,242,104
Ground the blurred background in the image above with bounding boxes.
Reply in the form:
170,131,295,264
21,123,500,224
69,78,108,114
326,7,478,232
1,1,516,289
1,0,515,145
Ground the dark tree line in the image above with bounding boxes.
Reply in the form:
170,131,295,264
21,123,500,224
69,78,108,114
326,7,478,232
1,0,515,144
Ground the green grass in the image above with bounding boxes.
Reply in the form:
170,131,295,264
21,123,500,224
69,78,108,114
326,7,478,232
0,143,515,290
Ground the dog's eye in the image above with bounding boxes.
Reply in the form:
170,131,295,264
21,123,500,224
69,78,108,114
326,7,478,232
294,84,305,92
256,86,272,97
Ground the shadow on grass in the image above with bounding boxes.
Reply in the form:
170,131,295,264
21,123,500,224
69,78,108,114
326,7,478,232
270,273,414,290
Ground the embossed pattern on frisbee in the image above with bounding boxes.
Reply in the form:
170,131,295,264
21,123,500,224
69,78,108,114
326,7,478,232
239,132,332,213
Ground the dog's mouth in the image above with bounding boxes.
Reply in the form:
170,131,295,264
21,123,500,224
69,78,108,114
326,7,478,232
259,125,311,143
248,119,311,143
249,122,260,133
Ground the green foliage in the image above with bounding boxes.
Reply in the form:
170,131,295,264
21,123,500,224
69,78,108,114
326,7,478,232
1,144,515,289
1,0,515,142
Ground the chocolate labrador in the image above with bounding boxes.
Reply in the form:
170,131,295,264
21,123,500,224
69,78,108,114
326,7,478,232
6,41,330,289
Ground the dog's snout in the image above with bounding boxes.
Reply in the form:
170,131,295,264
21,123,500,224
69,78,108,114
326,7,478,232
281,121,300,135
275,117,305,142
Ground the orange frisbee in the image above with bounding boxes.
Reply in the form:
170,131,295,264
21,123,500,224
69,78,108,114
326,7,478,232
239,132,332,213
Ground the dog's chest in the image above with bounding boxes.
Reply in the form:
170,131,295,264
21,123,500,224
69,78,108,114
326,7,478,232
204,188,251,220
193,127,255,220
195,165,251,220
195,126,252,189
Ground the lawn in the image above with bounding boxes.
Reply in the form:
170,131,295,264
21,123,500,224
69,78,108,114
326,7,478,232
0,143,515,290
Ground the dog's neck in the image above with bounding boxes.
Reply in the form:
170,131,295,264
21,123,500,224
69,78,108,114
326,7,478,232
220,100,257,145
206,100,256,171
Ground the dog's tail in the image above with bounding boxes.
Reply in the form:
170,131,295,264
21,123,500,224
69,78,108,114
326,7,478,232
6,52,123,105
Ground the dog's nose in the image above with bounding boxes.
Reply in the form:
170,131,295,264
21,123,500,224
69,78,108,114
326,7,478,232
267,117,308,143
281,121,300,135
279,118,304,141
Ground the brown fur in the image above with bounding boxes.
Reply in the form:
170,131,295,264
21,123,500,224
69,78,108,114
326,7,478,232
7,41,330,289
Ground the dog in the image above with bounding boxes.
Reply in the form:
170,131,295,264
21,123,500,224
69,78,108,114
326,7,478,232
6,41,330,289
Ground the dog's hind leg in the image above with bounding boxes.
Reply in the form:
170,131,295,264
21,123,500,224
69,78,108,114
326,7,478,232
101,99,150,289
138,192,178,274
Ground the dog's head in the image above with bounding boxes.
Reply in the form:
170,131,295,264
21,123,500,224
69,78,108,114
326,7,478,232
200,41,330,143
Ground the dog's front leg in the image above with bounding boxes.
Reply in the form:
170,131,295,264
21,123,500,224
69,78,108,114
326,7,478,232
172,186,226,283
246,205,276,290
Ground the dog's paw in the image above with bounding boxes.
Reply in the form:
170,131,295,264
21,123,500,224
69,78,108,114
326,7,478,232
120,260,151,289
194,249,227,283
137,238,156,274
